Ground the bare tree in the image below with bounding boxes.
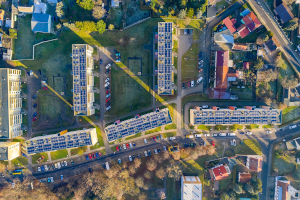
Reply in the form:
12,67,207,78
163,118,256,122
278,103,287,110
129,165,136,175
104,165,121,178
146,159,157,171
162,151,170,160
144,170,153,179
135,176,145,188
134,158,142,168
155,167,166,179
92,6,106,20
171,152,180,160
280,76,299,89
166,161,182,181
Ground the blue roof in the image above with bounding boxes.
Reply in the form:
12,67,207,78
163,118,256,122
31,13,50,32
241,8,250,17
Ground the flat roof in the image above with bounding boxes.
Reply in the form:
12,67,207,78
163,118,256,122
190,107,282,125
25,128,97,155
105,108,172,142
181,176,202,200
158,22,173,95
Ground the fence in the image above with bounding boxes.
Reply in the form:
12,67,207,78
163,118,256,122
123,15,152,30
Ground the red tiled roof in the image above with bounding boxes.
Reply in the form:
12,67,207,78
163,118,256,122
231,18,236,24
238,173,251,183
216,51,229,67
228,70,238,78
237,25,250,38
277,179,290,200
232,43,248,50
212,165,229,181
223,17,236,34
249,157,262,172
215,51,229,90
242,15,252,25
209,88,231,99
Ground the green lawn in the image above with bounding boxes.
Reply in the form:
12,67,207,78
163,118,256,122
229,124,243,131
13,15,35,59
11,156,28,167
165,123,177,130
32,152,48,164
197,125,211,130
245,124,259,130
173,56,178,70
215,0,229,10
214,125,227,131
162,132,176,138
181,43,200,82
90,126,105,149
145,127,161,135
219,173,233,190
262,124,274,128
50,149,68,160
273,157,296,175
182,94,210,108
71,146,87,156
125,132,142,140
281,106,300,126
231,139,262,155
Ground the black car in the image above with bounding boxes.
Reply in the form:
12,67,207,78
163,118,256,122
269,196,274,199
148,150,151,156
38,70,42,76
132,155,135,160
137,153,140,159
187,143,191,147
106,86,110,90
105,102,111,107
193,143,196,147
32,95,37,99
102,164,106,169
105,69,110,74
89,167,92,172
157,148,161,153
51,164,55,169
182,83,185,88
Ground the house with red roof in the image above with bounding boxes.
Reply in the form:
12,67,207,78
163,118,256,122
246,155,262,172
238,172,251,183
237,24,250,38
209,164,231,181
223,17,236,34
237,11,262,38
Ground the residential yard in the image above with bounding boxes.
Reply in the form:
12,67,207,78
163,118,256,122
50,149,68,160
181,43,201,82
235,27,267,43
70,146,87,156
13,15,35,59
106,8,123,29
11,156,28,167
231,139,262,155
219,173,233,189
215,0,229,10
281,106,300,126
32,152,48,164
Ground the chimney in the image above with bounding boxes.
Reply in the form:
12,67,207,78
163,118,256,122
212,106,219,110
228,106,236,110
245,106,253,110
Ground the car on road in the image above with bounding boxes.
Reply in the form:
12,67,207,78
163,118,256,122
123,144,126,150
154,149,158,154
266,131,271,134
163,146,167,151
202,105,208,108
233,139,236,146
144,138,147,144
289,125,297,129
116,146,119,151
33,103,37,108
212,141,215,146
144,151,148,156
71,159,74,165
204,142,206,146
61,161,64,167
132,155,135,160
129,155,132,161
148,150,151,156
169,137,176,140
240,132,245,134
228,133,236,136
133,142,136,146
105,78,110,82
85,155,89,160
64,161,67,166
38,167,41,172
61,175,63,180
182,83,185,88
126,143,130,149
89,154,92,159
118,158,121,164
32,94,37,99
246,132,252,135
187,81,191,87
100,59,102,64
33,112,37,117
105,90,110,94
48,177,51,183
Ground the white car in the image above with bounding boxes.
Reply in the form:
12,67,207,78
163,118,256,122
154,149,158,154
163,146,167,151
55,163,58,169
144,151,148,156
204,142,206,146
123,144,126,150
104,82,110,87
233,139,236,146
57,162,61,169
106,64,111,69
204,134,210,137
129,143,133,148
195,134,202,138
64,161,67,166
144,138,147,144
266,131,271,134
38,167,41,172
106,106,111,111
169,137,176,140
50,177,54,183
44,165,48,171
197,77,203,83
191,80,194,87
129,155,132,161
246,132,252,135
289,125,297,129
105,78,110,82
202,105,208,108
212,134,218,136
160,135,164,140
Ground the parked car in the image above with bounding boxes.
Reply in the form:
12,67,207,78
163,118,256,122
100,59,102,64
144,139,147,144
187,81,191,87
118,158,121,164
182,83,185,88
71,159,74,165
51,164,55,169
191,80,194,87
106,98,110,103
129,155,132,161
92,153,96,158
129,143,133,148
105,78,110,82
32,117,37,121
44,165,48,171
144,151,148,156
126,143,129,148
169,137,176,140
148,150,151,156
106,106,111,111
64,161,67,166
61,175,63,180
137,153,141,159
89,154,92,159
123,144,126,150
212,141,215,146
233,139,236,146
33,103,37,108
132,142,136,146
106,64,111,69
85,155,89,160
41,166,44,171
154,149,158,154
105,69,110,74
38,167,41,172
266,131,271,134
157,148,161,153
33,112,37,117
246,132,252,135
116,146,119,151
104,82,110,87
106,93,111,98
163,146,167,151
95,152,99,157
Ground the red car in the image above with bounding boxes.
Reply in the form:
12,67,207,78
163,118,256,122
106,90,110,94
212,141,215,146
89,154,92,159
126,143,129,148
92,153,96,158
32,117,37,121
99,152,102,156
187,81,191,87
153,137,156,142
116,146,119,151
106,98,110,103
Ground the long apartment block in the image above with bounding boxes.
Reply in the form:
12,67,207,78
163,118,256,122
0,142,20,161
157,22,174,95
190,106,282,126
72,44,95,116
105,108,172,142
0,68,23,139
25,128,98,155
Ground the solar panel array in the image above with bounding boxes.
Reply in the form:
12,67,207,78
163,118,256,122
26,130,94,155
158,22,173,95
191,108,282,125
72,45,90,115
105,108,172,142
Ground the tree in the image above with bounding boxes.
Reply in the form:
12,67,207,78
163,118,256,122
254,57,264,70
245,183,254,193
134,158,142,168
97,20,106,34
221,192,230,200
278,103,287,110
166,161,182,181
56,2,66,18
129,165,136,175
178,9,186,19
146,159,157,171
265,97,272,106
108,24,114,30
75,21,97,32
196,10,202,19
9,29,17,39
280,76,299,89
233,183,243,194
144,170,153,179
284,18,298,31
92,6,106,20
162,151,170,160
77,0,94,10
229,191,237,200
180,0,186,7
186,8,194,18
260,34,269,42
155,167,166,179
135,176,145,188
0,162,6,172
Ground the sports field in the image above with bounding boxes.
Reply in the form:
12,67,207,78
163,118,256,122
128,58,142,75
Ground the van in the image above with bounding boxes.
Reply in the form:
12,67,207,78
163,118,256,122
195,134,202,138
228,133,236,136
219,133,226,136
197,77,203,83
186,135,194,138
105,162,110,170
191,80,194,87
105,64,111,69
289,125,297,129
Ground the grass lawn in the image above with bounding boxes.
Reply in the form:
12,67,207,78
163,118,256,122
181,43,200,82
215,125,227,131
50,149,68,160
262,124,274,128
165,123,177,130
232,139,262,155
173,56,178,70
216,0,229,10
235,27,267,43
219,173,233,189
13,15,35,59
71,146,87,156
11,156,28,167
245,124,259,130
35,32,57,43
32,152,48,164
145,127,161,135
125,132,142,140
273,157,296,175
162,132,176,138
197,125,211,130
281,106,300,126
90,126,105,149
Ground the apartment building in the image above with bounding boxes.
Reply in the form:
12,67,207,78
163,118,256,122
157,22,174,95
190,106,282,126
72,44,95,116
0,142,20,161
0,68,23,139
25,128,98,155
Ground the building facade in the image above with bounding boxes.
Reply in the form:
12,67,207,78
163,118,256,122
181,175,202,200
0,68,23,139
0,142,20,160
190,106,282,126
157,22,174,95
25,128,98,155
72,44,95,116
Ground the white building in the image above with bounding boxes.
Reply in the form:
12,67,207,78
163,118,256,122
0,142,20,161
181,175,202,200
